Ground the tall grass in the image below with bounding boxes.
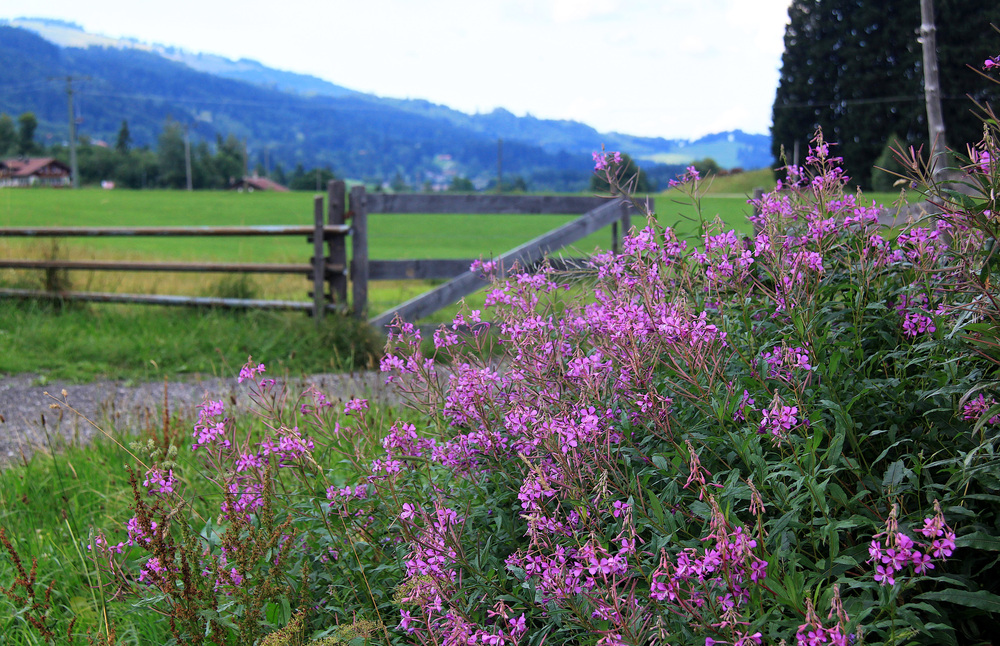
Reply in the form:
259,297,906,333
0,381,402,643
0,301,382,383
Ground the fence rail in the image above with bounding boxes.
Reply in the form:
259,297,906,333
0,260,333,274
346,187,634,329
0,182,634,328
0,225,348,237
0,193,348,316
0,288,317,311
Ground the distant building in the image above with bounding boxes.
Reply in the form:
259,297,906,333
0,157,72,187
229,175,289,192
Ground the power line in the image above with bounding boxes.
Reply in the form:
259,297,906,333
773,94,971,110
0,85,432,115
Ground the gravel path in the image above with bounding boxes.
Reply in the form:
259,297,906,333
0,371,403,469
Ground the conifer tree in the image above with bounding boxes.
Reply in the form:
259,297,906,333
115,120,131,154
771,0,1000,188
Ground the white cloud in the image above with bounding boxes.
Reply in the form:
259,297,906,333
551,0,621,23
0,0,794,139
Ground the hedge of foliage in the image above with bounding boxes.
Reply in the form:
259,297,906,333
11,73,1000,646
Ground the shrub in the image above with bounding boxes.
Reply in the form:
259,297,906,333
55,128,998,645
11,58,1000,646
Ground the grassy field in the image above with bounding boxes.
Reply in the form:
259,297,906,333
0,175,916,381
0,301,384,383
0,186,763,318
0,176,921,382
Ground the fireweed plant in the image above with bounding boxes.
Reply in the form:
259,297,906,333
15,134,998,645
77,135,998,645
12,117,1000,646
367,138,998,646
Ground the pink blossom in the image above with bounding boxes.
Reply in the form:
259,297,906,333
237,356,266,384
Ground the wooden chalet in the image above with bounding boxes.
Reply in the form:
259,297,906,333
0,157,72,188
230,175,289,192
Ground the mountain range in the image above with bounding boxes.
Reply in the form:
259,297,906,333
0,18,772,190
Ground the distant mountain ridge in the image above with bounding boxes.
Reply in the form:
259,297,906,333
0,18,772,188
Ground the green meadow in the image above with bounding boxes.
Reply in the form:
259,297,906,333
0,176,798,382
0,185,766,316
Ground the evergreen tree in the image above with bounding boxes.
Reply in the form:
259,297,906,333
289,167,335,191
17,112,37,156
214,134,245,185
390,172,409,192
272,163,288,186
448,176,475,192
115,120,132,154
0,114,15,156
772,0,1000,189
157,120,187,188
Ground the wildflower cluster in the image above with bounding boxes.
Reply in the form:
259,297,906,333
62,113,1000,645
868,503,955,586
356,130,995,645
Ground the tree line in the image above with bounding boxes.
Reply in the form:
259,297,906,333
2,109,701,193
772,0,1000,190
0,112,340,190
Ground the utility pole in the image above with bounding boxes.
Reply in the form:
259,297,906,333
497,138,503,194
920,0,948,181
51,76,90,189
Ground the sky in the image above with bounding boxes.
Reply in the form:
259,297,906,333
0,0,793,141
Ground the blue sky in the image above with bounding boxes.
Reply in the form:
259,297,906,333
1,0,793,140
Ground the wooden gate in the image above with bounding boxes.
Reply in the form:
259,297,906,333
345,187,634,329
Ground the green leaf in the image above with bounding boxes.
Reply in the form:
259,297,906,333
956,532,1000,552
915,589,1000,613
882,460,905,490
265,597,292,626
646,491,665,526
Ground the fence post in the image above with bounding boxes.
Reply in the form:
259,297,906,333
620,199,632,248
312,195,326,321
327,180,347,306
350,185,369,320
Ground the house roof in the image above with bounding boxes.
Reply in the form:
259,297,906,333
234,176,290,192
0,157,71,177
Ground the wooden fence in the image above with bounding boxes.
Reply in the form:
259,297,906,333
345,186,634,329
0,191,350,318
0,181,635,329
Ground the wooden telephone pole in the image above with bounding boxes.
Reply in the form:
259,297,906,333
51,76,90,189
920,0,948,181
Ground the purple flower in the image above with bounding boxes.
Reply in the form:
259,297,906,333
592,151,608,171
237,356,266,383
932,532,956,558
874,564,896,586
592,150,622,172
911,550,934,574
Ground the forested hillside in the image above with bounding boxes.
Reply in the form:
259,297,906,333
0,22,772,190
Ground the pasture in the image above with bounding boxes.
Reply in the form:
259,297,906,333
0,171,927,384
0,177,800,382
0,185,765,323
